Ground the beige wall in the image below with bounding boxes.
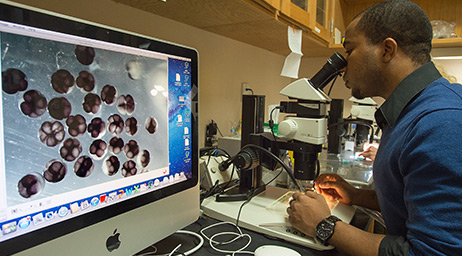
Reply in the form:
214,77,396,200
6,0,460,148
6,0,295,146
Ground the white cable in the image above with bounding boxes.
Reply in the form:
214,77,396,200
168,244,182,256
137,230,203,256
200,221,254,255
174,230,204,256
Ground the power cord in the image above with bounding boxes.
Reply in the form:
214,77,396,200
136,230,204,256
200,222,254,255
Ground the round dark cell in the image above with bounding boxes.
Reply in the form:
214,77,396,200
125,117,138,136
2,68,28,94
75,45,95,65
89,139,107,159
60,138,82,162
124,140,139,159
121,160,137,177
18,173,44,198
103,155,120,176
116,94,135,115
107,114,124,135
109,137,124,155
76,70,95,92
145,117,158,134
74,156,94,178
82,93,102,114
48,97,72,120
43,159,67,183
39,121,65,147
137,150,150,168
126,60,143,80
101,84,118,105
87,117,106,138
66,114,87,137
20,90,47,118
51,69,74,94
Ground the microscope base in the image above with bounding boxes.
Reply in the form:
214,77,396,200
215,185,266,202
201,185,356,251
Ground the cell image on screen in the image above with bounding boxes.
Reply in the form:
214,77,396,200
0,21,193,217
0,3,197,254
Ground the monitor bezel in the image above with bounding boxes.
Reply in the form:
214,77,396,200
0,2,199,255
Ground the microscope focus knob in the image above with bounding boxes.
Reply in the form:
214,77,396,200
278,119,298,138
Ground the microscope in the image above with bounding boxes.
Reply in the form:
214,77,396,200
349,97,377,147
217,52,347,201
201,53,356,250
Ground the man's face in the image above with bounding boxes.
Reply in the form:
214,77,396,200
342,18,383,99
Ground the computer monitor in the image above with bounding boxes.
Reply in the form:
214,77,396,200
0,2,199,255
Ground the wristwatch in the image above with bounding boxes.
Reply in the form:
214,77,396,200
315,215,342,246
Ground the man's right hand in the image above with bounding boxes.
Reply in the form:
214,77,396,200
314,173,359,205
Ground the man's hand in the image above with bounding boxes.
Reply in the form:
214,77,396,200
359,142,379,161
286,191,331,237
315,173,359,205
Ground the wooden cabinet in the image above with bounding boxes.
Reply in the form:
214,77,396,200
112,0,462,57
278,0,332,42
332,0,462,49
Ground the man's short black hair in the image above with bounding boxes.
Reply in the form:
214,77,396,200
356,0,433,65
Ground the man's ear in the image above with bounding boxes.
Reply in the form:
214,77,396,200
381,38,398,63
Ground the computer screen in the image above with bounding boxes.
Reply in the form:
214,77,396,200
0,2,199,255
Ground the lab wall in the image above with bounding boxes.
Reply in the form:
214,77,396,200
7,0,294,147
7,0,460,149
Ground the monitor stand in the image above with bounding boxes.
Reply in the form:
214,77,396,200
201,185,356,251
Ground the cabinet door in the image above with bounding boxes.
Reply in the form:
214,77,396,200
280,0,312,29
280,0,332,41
311,0,331,41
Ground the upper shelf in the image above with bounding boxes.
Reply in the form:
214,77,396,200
112,0,462,58
112,0,339,57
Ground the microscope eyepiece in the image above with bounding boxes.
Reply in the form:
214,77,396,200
310,52,347,90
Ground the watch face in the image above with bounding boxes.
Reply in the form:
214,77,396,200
317,222,334,240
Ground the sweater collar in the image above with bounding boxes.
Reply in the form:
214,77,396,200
375,62,442,129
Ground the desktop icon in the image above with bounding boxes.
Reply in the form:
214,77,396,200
2,222,17,235
80,200,90,210
106,229,122,252
58,206,69,217
90,197,100,207
177,115,183,123
18,217,31,229
108,192,118,202
45,211,55,221
100,194,107,204
176,73,181,82
32,213,44,226
70,202,80,214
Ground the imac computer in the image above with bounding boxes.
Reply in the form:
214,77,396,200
0,1,199,255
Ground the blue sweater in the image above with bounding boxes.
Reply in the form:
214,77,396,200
374,62,462,255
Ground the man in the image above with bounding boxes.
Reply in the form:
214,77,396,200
286,0,462,255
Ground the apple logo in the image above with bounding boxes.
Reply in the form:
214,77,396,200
106,229,121,252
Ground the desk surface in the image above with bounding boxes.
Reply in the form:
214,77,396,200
136,214,354,256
